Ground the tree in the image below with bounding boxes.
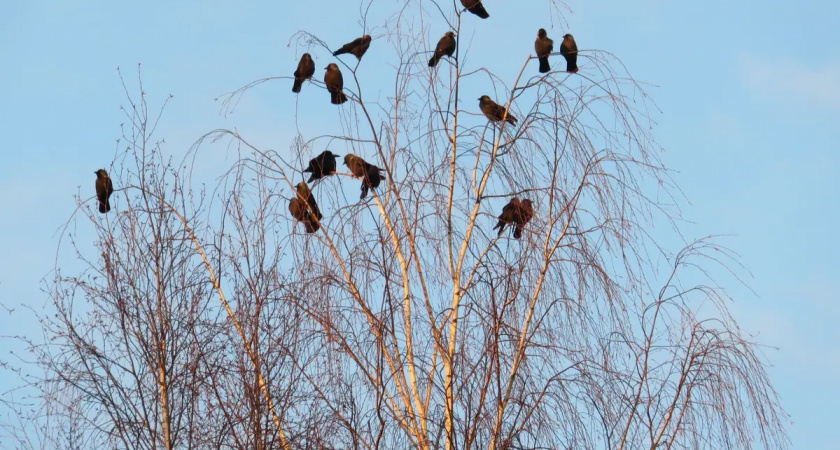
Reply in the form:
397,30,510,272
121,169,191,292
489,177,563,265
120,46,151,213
5,1,787,449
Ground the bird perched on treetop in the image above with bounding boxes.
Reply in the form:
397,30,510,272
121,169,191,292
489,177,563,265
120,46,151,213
304,150,340,183
333,35,372,60
560,33,579,73
292,53,315,93
94,169,113,214
478,95,517,127
289,181,321,233
324,63,348,105
461,0,489,19
493,198,534,239
534,28,553,73
429,31,456,68
343,154,386,199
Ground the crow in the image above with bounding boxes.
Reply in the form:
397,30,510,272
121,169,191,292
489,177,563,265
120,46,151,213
461,0,489,19
535,28,553,73
94,169,114,214
478,95,517,126
560,33,579,73
429,31,456,67
343,154,386,199
289,181,321,233
304,150,340,183
292,53,315,93
324,63,348,104
493,198,520,237
333,35,372,60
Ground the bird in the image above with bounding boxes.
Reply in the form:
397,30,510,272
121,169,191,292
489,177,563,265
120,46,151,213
461,0,489,19
493,198,520,237
289,182,321,233
478,95,517,126
429,31,457,67
534,28,553,73
292,53,315,93
343,154,385,199
295,181,322,221
513,199,534,239
94,169,114,214
324,63,348,105
560,33,579,73
333,35,372,60
304,150,340,183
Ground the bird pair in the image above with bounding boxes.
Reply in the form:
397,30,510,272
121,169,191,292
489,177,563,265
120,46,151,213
535,29,579,74
292,35,372,104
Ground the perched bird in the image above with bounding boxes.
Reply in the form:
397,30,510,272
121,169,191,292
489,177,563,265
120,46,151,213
295,181,322,221
429,31,457,67
461,0,489,19
292,53,315,93
324,63,348,105
478,95,517,126
288,182,321,233
94,169,114,214
534,28,553,73
560,33,579,73
304,150,340,183
493,198,520,237
513,199,534,239
333,35,372,60
343,154,385,199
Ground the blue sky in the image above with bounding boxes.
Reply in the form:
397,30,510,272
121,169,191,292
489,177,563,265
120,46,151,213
1,1,838,447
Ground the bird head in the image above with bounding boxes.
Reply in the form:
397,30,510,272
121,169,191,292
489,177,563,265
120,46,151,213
94,169,108,178
563,34,574,39
521,199,533,208
445,31,456,38
362,35,372,43
478,95,491,103
325,63,338,71
343,154,357,166
538,28,547,38
302,53,312,61
295,181,310,195
325,150,340,157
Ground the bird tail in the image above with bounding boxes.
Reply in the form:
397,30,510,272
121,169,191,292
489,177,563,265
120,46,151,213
99,199,110,214
493,221,505,236
360,184,369,199
304,219,320,233
505,115,518,127
469,3,490,18
429,53,441,67
513,225,524,239
292,79,303,93
331,91,348,104
538,57,550,73
566,55,578,73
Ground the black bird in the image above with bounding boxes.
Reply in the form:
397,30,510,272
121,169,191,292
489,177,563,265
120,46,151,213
324,63,348,105
535,28,553,73
94,169,113,214
289,182,321,233
493,198,520,237
461,0,489,19
343,154,385,199
333,35,372,60
478,95,517,126
513,199,534,239
304,150,340,183
560,33,579,73
292,53,315,93
429,31,456,67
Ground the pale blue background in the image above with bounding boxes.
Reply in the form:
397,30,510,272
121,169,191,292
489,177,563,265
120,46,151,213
1,1,837,447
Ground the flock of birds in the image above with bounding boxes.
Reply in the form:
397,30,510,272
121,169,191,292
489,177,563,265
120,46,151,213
94,1,580,242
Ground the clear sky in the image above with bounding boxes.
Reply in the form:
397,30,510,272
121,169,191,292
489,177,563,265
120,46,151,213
1,1,838,447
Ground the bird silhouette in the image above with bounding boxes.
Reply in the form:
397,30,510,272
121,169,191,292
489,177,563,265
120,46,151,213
333,35,372,60
304,150,340,183
289,181,321,233
324,63,348,105
493,198,520,237
94,169,113,214
343,154,386,199
479,95,517,126
560,34,579,73
429,31,456,67
535,28,553,73
292,53,315,93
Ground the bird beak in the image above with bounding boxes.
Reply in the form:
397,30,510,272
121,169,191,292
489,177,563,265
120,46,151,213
324,66,329,70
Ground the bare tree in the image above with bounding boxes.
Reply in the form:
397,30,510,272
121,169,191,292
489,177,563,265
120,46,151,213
4,1,787,449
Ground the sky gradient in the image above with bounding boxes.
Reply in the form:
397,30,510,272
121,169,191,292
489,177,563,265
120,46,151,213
2,1,838,447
